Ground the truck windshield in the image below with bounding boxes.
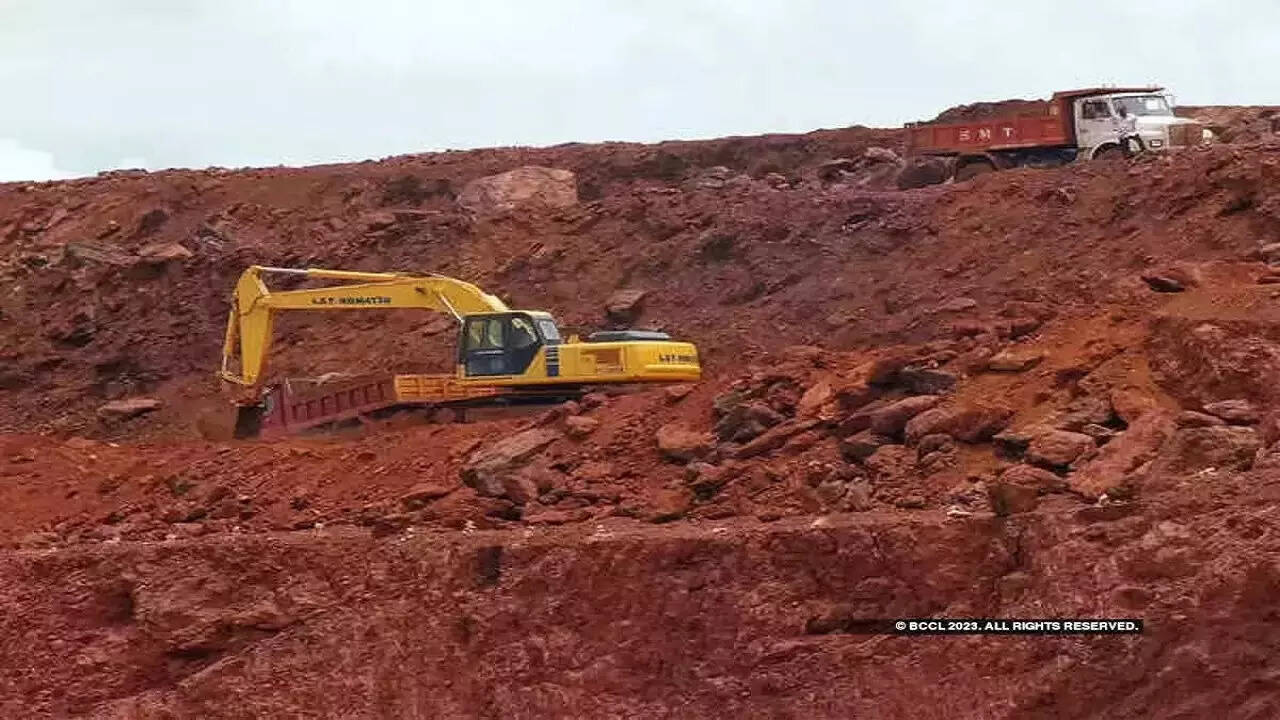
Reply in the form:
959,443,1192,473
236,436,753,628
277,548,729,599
1113,96,1172,117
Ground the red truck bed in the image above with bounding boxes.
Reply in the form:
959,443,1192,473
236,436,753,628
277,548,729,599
254,373,570,437
906,110,1072,154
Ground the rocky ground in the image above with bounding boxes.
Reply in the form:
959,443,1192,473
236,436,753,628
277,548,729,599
3,111,1280,718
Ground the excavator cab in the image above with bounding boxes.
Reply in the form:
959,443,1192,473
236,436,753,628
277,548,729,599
458,311,561,377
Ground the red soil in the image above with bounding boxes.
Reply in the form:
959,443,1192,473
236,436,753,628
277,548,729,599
3,113,1280,717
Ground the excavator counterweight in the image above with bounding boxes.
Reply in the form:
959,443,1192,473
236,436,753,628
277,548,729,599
220,265,701,437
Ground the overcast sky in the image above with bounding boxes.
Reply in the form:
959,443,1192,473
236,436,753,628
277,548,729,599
2,0,1276,181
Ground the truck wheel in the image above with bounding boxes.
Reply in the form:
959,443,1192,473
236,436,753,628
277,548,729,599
1092,145,1123,162
955,160,995,182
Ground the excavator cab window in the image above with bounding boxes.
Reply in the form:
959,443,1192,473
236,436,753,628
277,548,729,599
536,318,561,345
460,313,544,376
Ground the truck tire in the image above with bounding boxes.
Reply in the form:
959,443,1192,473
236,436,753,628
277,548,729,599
1092,144,1123,162
954,160,996,182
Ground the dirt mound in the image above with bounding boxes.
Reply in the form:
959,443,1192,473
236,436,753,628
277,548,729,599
6,116,1280,716
931,97,1050,123
1179,105,1280,143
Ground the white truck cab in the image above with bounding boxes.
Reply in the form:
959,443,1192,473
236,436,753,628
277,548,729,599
1072,91,1212,159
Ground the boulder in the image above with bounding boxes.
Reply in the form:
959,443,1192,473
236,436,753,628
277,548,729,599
734,420,819,460
1175,411,1226,428
1140,273,1187,293
684,462,730,497
399,482,455,510
816,158,859,182
664,384,694,403
136,242,193,263
98,397,163,420
1079,423,1118,442
896,156,951,190
1025,430,1096,468
1069,413,1175,498
656,424,713,462
605,289,647,325
564,415,600,439
461,428,561,496
988,482,1039,516
648,488,693,523
1160,426,1261,473
862,146,901,165
580,392,608,410
500,473,541,505
916,433,954,456
536,402,580,427
712,390,746,417
1141,265,1200,293
1203,399,1260,425
1052,395,1116,431
457,166,578,215
838,430,894,462
903,403,1014,444
998,464,1066,493
1147,317,1280,409
896,368,958,395
868,395,944,438
987,349,1045,372
993,428,1038,457
868,353,915,386
796,381,834,417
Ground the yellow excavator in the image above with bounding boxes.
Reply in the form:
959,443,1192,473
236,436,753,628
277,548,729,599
220,265,701,437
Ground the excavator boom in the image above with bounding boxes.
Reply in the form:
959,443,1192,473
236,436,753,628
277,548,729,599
221,265,508,390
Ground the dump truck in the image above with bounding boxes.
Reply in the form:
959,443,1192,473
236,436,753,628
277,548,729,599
906,86,1213,180
220,266,701,437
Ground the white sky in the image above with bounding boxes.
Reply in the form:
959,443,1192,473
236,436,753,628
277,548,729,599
2,0,1277,181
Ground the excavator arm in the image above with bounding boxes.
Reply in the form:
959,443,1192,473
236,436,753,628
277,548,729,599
220,265,508,396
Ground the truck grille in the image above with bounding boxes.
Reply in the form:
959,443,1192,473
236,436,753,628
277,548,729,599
1167,123,1201,147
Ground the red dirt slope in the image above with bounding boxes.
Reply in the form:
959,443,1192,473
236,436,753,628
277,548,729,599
4,120,1280,717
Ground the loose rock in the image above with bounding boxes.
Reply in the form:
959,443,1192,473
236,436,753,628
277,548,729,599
1025,430,1096,468
1161,425,1261,473
605,289,647,325
399,482,455,510
1175,411,1226,428
904,403,1013,444
838,430,894,462
989,482,1039,516
868,395,943,438
457,166,577,215
998,464,1066,493
564,415,600,439
462,428,561,496
1070,413,1175,498
987,349,1045,372
137,242,193,263
1202,399,1259,425
98,397,163,420
656,424,714,462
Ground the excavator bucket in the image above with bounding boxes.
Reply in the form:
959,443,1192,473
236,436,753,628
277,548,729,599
232,404,265,439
